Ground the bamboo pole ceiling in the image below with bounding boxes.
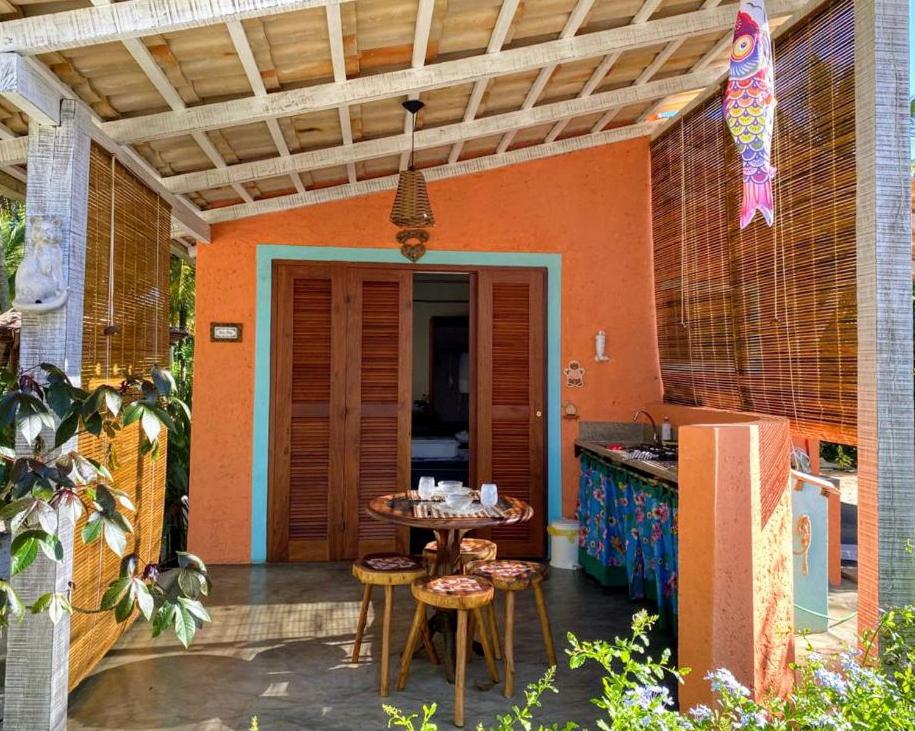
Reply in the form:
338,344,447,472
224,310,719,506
0,0,817,235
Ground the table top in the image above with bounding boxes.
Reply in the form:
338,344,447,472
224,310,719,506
367,492,533,531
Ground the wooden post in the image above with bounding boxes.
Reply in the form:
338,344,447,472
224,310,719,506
854,0,915,631
3,99,91,731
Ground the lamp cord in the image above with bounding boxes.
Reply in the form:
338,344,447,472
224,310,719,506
410,111,416,170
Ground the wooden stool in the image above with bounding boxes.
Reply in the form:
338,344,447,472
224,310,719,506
467,560,556,698
351,553,429,697
422,537,497,572
398,575,500,728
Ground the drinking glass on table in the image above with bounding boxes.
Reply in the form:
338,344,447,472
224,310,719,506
418,476,436,500
480,483,498,508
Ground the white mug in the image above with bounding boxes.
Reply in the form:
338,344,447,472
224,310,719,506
418,476,436,500
480,483,498,507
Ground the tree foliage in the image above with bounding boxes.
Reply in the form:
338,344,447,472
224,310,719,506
0,362,210,647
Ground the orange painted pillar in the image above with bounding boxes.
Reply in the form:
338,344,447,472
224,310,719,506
678,422,794,710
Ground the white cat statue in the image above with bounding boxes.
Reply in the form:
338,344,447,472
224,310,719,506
12,216,69,313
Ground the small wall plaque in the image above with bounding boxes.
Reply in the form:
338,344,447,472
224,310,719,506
210,323,243,342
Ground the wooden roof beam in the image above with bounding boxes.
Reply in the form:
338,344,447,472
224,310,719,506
161,68,717,195
0,0,355,56
594,0,723,133
545,0,671,143
97,0,807,145
324,3,355,184
0,52,209,240
227,19,305,194
0,52,61,124
399,0,436,172
448,0,520,164
88,0,253,204
200,120,659,223
637,29,730,124
495,0,595,154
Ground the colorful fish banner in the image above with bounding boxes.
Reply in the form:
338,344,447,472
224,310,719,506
724,0,776,229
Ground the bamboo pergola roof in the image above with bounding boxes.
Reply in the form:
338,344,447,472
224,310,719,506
0,0,818,243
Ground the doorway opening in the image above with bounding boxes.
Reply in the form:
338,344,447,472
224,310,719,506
410,273,471,552
268,261,547,562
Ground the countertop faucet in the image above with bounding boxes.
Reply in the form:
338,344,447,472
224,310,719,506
632,410,660,446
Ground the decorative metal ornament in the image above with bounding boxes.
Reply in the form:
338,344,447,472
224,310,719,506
390,99,435,228
397,229,428,263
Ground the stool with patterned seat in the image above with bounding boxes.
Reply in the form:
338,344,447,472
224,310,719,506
467,560,556,698
351,553,431,696
398,574,500,728
422,537,497,572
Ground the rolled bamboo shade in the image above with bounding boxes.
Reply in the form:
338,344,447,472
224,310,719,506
651,0,856,445
69,144,171,690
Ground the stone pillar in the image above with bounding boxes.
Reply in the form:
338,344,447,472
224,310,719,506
854,0,915,630
3,99,91,731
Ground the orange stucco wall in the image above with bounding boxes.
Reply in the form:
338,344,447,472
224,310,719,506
188,138,663,564
677,409,794,709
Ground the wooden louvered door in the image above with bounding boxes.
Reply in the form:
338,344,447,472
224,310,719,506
474,269,546,557
269,263,346,562
342,268,412,558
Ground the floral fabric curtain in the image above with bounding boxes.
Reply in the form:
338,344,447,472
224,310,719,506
577,454,679,629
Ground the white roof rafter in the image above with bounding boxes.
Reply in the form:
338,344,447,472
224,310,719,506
201,121,660,223
160,68,719,195
593,0,723,133
494,0,595,154
448,0,521,164
95,0,807,145
86,0,253,204
226,19,306,194
0,0,355,56
0,0,828,229
0,52,209,239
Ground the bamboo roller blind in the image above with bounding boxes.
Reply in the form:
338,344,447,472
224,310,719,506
651,0,856,445
69,144,171,690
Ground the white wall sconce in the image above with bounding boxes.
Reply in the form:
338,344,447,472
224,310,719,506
594,330,610,362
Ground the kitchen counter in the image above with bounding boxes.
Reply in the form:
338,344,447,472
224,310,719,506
574,439,678,486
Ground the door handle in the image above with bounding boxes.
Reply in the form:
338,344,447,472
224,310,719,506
535,409,543,418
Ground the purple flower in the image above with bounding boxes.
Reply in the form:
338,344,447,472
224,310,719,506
736,710,768,729
689,705,713,722
624,684,673,711
814,667,848,694
706,669,750,698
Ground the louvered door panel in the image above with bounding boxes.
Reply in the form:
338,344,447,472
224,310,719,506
475,270,546,557
269,265,345,562
343,270,412,558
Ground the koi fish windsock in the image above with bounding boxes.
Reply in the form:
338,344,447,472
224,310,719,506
724,0,776,229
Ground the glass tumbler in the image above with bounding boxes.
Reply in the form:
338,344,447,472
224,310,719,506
480,483,498,508
418,476,436,500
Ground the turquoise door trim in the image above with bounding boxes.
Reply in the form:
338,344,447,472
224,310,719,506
251,245,563,563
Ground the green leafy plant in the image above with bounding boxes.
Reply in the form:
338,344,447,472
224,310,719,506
0,362,210,647
384,607,915,731
162,255,195,565
383,667,577,731
0,200,25,311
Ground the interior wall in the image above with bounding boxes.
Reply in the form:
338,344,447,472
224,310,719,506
188,137,661,564
412,278,469,401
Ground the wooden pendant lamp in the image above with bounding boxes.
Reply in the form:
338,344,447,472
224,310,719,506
390,99,435,229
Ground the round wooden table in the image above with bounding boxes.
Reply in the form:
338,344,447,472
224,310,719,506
366,492,534,575
366,492,534,684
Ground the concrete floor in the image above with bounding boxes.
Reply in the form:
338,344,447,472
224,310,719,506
68,563,673,731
